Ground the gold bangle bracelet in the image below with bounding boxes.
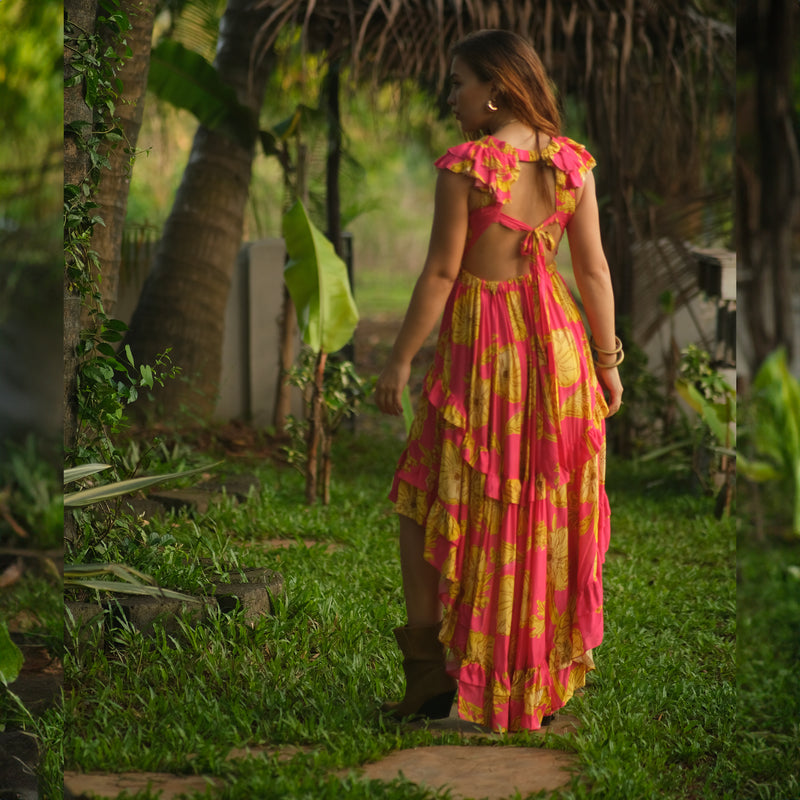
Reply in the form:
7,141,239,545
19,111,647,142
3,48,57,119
590,335,623,355
594,349,624,369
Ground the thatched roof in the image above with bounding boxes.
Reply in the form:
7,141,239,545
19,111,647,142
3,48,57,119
253,0,733,96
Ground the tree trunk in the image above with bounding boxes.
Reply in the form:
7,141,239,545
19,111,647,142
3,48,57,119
305,351,327,504
754,0,798,367
123,0,273,421
89,0,157,319
273,142,308,433
324,59,342,257
737,0,799,373
64,0,99,457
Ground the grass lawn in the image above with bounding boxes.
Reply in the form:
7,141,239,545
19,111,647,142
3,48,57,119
53,409,764,799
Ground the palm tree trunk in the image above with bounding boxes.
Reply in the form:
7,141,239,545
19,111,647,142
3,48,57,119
123,0,273,420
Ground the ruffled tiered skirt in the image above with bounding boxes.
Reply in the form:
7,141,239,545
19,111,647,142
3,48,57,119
390,266,611,732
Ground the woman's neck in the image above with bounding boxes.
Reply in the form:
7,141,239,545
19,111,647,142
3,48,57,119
488,120,547,151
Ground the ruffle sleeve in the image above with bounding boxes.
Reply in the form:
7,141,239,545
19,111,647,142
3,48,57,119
434,138,520,204
550,137,596,190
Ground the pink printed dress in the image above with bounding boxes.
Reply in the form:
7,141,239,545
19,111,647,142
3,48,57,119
390,134,611,732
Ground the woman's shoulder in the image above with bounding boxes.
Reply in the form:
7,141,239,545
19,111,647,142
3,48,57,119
542,136,596,189
434,136,520,200
434,135,517,168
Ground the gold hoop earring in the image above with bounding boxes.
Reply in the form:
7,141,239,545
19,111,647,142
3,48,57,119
487,99,498,112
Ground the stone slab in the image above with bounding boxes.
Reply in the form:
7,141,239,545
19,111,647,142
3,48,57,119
197,473,261,501
211,582,271,622
346,744,577,799
146,489,225,516
119,496,167,522
63,771,222,800
105,595,209,636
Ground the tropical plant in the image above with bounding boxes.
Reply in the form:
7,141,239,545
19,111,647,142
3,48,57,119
638,346,735,506
0,620,27,719
282,199,359,504
283,348,374,503
675,346,736,513
64,462,216,599
738,348,800,535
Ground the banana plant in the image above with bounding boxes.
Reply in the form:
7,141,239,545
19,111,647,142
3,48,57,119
739,348,800,534
282,199,359,504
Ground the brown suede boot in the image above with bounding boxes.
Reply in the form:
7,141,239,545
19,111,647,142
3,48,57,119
381,624,457,720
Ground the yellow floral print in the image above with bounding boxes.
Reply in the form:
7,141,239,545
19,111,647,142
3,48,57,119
452,292,479,345
506,293,529,340
494,343,523,402
552,328,581,388
547,524,570,591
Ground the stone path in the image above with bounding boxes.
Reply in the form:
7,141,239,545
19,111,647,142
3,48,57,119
64,707,580,799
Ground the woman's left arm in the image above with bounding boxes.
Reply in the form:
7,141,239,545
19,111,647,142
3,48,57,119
375,169,470,416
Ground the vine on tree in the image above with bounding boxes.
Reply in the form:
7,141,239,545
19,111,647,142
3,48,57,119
64,0,177,468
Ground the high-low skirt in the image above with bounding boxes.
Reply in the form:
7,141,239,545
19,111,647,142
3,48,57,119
390,265,611,732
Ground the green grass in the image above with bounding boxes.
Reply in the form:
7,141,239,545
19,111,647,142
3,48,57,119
736,530,800,800
62,417,745,798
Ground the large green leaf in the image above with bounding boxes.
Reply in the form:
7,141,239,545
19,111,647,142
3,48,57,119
64,564,201,603
750,348,800,533
0,621,23,687
147,39,254,147
282,200,359,354
64,463,220,508
64,463,111,484
676,379,735,446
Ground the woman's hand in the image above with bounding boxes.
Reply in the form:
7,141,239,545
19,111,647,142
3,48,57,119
597,366,623,417
375,358,411,416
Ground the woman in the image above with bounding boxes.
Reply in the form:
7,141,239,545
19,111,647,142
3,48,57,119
375,29,623,733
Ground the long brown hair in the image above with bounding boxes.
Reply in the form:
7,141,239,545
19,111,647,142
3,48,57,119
451,29,561,145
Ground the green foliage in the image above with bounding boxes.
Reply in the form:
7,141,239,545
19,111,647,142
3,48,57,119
64,0,179,470
283,200,359,354
739,348,800,534
676,343,736,451
64,460,218,599
0,0,62,229
639,345,735,500
64,563,200,602
64,0,131,293
147,39,255,147
0,436,63,548
64,462,215,508
74,311,180,465
0,621,23,687
283,349,375,472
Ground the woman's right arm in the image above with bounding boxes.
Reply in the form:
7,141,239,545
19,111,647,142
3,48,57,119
566,170,624,416
375,169,471,416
